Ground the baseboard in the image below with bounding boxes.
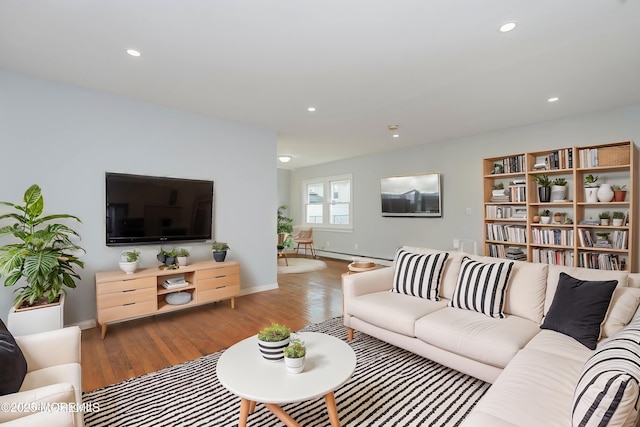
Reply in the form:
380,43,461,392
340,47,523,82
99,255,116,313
71,319,97,331
239,283,279,295
315,250,393,266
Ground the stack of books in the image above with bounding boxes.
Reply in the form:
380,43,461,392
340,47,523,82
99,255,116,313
506,247,527,260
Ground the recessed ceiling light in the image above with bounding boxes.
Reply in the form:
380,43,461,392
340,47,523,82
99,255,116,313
392,134,400,138
126,49,141,57
278,155,292,163
499,22,517,33
548,97,559,103
307,107,316,112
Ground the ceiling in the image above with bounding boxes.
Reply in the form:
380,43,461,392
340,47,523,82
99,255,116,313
1,1,639,169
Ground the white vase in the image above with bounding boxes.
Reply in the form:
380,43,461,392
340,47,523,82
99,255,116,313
540,216,551,224
119,261,138,274
284,355,305,374
597,184,614,202
550,185,567,202
584,187,599,203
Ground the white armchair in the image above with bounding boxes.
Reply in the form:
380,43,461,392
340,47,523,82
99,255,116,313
0,326,83,427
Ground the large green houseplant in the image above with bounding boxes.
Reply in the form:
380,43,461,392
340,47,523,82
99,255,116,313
277,205,294,249
0,184,85,308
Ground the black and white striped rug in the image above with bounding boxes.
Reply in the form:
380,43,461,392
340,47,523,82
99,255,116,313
83,317,489,426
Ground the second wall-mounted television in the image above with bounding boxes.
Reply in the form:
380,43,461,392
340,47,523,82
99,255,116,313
106,172,214,246
381,173,442,217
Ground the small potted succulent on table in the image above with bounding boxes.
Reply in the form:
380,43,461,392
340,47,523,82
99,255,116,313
283,337,306,374
257,323,291,362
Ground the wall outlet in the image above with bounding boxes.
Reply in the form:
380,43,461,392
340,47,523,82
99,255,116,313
453,239,460,249
354,243,359,250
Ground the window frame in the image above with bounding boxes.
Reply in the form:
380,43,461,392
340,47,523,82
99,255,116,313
301,174,353,232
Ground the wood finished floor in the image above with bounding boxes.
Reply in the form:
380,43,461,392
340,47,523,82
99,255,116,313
81,257,349,391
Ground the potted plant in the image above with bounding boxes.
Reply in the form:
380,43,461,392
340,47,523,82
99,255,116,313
598,211,610,226
612,185,627,202
257,323,291,361
540,209,551,224
283,337,306,374
612,211,625,227
277,205,294,248
175,248,190,267
211,241,230,262
119,249,140,274
550,178,568,202
584,174,599,203
157,248,178,268
534,175,552,203
0,184,84,335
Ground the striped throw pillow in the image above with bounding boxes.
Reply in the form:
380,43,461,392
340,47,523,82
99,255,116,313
572,317,640,427
392,250,449,300
449,256,514,318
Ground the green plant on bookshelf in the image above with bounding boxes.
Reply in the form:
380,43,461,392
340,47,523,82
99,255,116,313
598,211,610,219
612,185,626,191
612,211,624,219
552,178,567,186
584,174,599,187
534,175,551,187
493,182,504,190
535,175,552,203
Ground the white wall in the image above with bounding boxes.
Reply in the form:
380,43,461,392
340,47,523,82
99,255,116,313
291,104,640,266
0,70,278,326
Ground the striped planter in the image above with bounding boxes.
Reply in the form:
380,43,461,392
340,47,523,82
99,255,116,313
257,337,290,362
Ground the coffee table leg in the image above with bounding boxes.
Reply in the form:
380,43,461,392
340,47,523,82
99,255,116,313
239,398,252,427
324,392,341,427
264,403,302,427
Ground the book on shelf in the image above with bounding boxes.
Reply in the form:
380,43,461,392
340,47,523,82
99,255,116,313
578,252,625,271
532,248,574,266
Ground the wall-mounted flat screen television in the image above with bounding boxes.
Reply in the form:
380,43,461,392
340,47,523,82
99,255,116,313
381,173,442,217
105,172,214,246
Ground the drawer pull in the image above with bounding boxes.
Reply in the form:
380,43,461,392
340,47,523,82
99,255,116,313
216,286,226,289
215,275,226,278
123,289,136,293
123,302,136,306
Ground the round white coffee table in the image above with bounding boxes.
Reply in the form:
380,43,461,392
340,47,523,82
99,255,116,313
216,331,356,427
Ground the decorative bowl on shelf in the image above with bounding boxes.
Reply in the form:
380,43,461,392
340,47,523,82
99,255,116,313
165,291,192,305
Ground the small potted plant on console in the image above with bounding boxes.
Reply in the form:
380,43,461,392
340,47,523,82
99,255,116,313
257,323,291,362
175,248,190,267
119,249,140,274
211,241,230,262
283,337,306,374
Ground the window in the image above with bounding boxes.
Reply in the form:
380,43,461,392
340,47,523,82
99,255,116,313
302,174,352,230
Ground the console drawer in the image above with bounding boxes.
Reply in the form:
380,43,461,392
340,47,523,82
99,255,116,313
98,300,157,323
197,265,239,280
96,277,155,295
198,284,240,303
98,287,156,309
198,274,239,291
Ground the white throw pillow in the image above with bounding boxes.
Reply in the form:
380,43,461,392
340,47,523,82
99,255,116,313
449,256,514,318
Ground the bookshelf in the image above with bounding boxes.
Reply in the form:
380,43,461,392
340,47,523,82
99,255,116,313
483,141,638,272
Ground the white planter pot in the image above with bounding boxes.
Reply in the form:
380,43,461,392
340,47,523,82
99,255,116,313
597,184,614,202
176,256,189,267
284,355,306,374
550,185,567,202
600,219,609,226
613,218,624,227
584,187,599,203
119,261,138,274
7,292,65,336
540,216,551,224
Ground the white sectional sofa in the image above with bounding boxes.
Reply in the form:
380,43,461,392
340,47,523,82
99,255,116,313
343,246,640,427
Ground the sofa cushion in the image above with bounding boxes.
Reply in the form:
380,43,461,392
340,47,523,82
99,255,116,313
464,348,585,427
541,272,617,350
602,287,640,338
449,256,514,318
347,291,448,337
0,319,28,396
392,249,449,300
415,307,539,368
572,319,640,427
524,330,594,363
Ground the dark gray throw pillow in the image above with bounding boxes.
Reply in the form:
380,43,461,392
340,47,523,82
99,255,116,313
0,319,28,395
540,272,617,350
